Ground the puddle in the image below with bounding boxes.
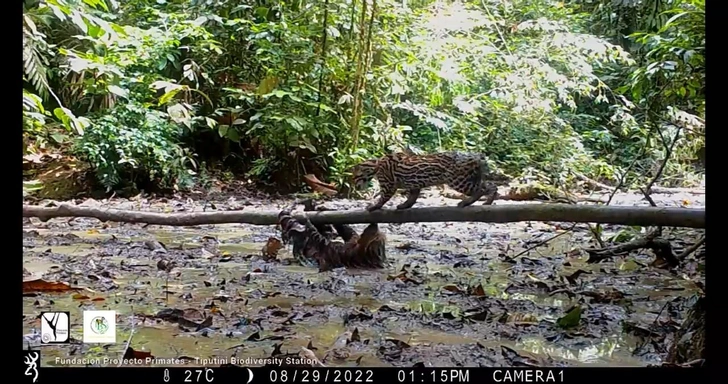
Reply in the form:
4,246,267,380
22,193,704,367
516,334,646,366
218,243,261,254
26,244,95,257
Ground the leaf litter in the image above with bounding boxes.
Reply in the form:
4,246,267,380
22,191,704,367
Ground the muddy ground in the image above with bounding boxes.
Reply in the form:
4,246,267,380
22,188,705,367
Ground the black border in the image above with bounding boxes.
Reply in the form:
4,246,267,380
22,366,710,383
19,0,715,381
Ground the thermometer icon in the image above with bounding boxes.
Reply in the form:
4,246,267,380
164,368,170,382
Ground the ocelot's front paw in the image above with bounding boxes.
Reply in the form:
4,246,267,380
457,200,471,208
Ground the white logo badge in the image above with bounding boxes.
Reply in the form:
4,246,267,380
23,351,39,383
40,311,70,344
83,310,116,343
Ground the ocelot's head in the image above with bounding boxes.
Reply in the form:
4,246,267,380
350,159,378,191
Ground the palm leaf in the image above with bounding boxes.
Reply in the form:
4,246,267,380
23,16,51,101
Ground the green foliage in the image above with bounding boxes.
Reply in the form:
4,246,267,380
22,0,705,194
23,180,45,197
75,102,196,191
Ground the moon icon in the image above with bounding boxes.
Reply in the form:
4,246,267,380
246,368,254,384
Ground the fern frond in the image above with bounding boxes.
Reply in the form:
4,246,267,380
23,29,52,101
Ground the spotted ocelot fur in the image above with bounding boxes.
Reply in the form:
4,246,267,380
277,202,386,272
351,151,508,211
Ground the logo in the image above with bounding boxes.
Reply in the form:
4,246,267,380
40,311,70,344
90,317,109,334
83,310,116,343
22,350,39,383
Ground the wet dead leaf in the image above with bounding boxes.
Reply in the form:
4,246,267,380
157,259,175,272
201,248,216,259
202,235,218,243
395,242,417,251
565,248,581,258
300,346,325,367
23,279,79,293
530,281,552,292
123,347,154,360
347,309,373,322
618,259,640,271
183,308,205,322
386,270,422,285
144,240,167,253
548,288,576,299
387,270,407,281
464,309,488,321
623,321,653,337
556,305,583,329
580,288,626,304
72,293,90,300
500,312,539,325
500,345,542,367
565,269,592,285
196,316,213,331
442,312,457,319
349,328,361,343
262,237,283,260
384,337,411,349
525,273,542,283
246,331,284,342
327,348,350,361
469,284,486,297
441,284,463,294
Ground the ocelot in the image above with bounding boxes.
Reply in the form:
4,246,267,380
351,151,508,211
277,202,387,272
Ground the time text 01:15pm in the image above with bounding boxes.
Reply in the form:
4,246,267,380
396,369,564,383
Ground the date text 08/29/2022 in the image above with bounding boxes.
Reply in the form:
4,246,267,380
267,369,564,383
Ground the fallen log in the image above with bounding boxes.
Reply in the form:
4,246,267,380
585,228,679,266
650,186,705,195
22,203,705,228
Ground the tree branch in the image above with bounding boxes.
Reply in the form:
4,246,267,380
22,203,705,228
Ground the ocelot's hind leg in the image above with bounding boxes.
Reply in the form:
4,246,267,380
457,189,484,208
452,179,498,207
451,181,484,208
396,189,421,210
480,181,499,205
